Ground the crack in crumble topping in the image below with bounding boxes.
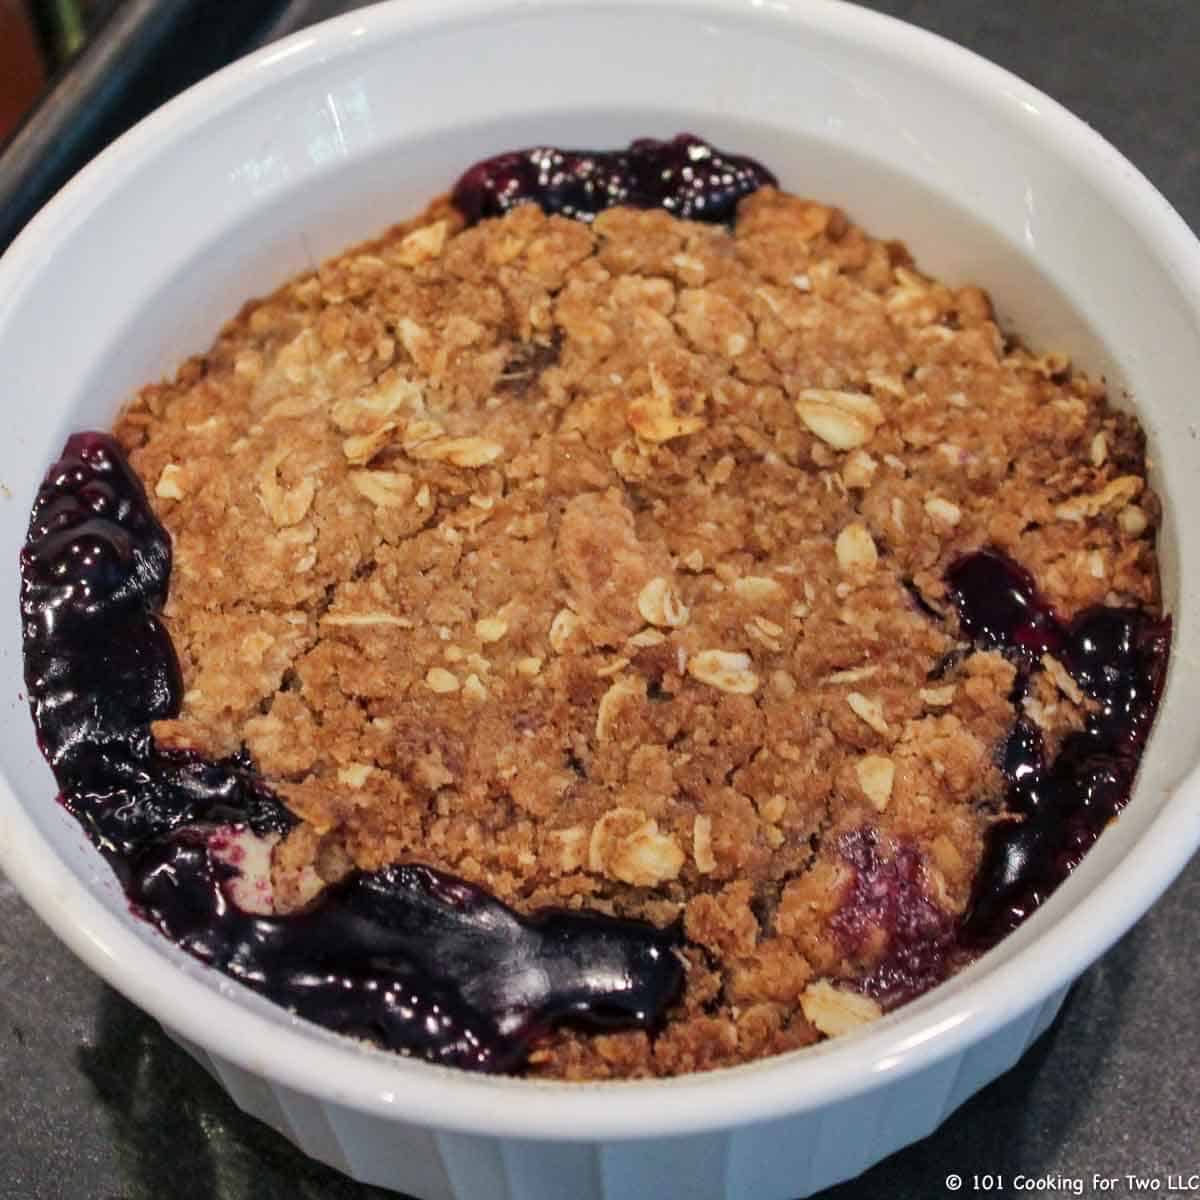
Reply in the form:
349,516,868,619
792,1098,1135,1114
113,187,1160,1079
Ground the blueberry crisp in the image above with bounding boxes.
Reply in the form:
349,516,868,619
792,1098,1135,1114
21,136,1168,1079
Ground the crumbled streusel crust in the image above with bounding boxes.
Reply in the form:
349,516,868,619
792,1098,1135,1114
115,188,1159,1079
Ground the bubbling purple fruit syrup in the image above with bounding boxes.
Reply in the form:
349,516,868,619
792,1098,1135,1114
21,433,682,1072
451,134,777,225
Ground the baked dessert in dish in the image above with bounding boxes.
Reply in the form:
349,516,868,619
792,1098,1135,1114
20,135,1169,1079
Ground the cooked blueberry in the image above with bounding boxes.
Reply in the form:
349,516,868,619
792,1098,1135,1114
452,133,776,226
23,432,170,633
960,817,1050,943
947,549,1169,949
945,549,1063,662
27,612,180,772
1065,606,1170,752
1002,719,1046,799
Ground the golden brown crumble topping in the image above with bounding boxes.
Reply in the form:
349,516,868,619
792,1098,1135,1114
114,187,1158,1079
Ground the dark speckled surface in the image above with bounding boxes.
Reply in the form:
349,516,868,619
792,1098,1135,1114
2,2,1199,1197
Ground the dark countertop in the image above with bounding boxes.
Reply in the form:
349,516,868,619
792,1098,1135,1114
2,2,1198,1197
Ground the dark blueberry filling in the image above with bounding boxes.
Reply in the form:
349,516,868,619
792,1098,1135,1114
832,829,959,1007
133,837,680,1072
22,435,294,864
20,433,682,1072
833,551,1168,1003
451,133,777,225
947,550,1170,947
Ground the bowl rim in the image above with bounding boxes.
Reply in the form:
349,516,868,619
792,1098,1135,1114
2,0,1200,1143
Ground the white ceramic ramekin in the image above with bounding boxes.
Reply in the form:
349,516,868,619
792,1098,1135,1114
2,2,1200,1196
